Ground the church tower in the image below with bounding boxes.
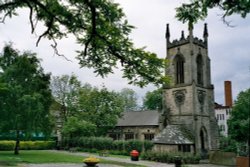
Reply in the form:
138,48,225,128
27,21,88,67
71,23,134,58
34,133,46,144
163,24,219,155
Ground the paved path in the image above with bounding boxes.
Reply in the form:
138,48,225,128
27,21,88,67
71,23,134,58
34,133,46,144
25,150,229,167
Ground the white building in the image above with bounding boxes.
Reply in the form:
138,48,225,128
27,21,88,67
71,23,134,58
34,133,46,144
215,103,231,136
214,81,233,137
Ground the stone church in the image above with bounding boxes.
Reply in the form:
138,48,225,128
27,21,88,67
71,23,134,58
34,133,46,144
108,23,219,156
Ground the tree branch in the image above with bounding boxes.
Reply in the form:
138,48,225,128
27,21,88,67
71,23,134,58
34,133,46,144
50,38,72,62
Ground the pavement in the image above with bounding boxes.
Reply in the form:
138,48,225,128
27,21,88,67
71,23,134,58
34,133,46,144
24,150,229,167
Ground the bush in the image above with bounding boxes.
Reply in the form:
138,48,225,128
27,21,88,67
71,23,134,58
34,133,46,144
0,140,15,150
0,140,56,150
62,137,154,154
64,137,113,150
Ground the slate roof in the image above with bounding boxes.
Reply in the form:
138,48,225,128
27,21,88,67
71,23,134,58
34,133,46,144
153,125,194,145
116,110,159,127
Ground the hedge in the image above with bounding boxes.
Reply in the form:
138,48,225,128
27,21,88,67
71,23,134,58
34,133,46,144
0,140,56,150
62,137,154,154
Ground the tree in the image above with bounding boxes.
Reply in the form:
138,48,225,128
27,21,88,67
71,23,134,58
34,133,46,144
228,88,250,147
119,88,138,111
50,74,81,122
62,116,96,139
0,0,167,87
0,44,52,154
176,0,250,26
143,88,162,110
78,86,124,136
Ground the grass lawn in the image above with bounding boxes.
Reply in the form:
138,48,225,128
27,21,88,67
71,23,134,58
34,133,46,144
0,150,145,167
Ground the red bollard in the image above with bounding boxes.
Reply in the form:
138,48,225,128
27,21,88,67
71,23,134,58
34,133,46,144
130,150,139,161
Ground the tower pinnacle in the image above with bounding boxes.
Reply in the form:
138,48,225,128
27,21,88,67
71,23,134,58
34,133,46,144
203,23,208,39
166,23,170,42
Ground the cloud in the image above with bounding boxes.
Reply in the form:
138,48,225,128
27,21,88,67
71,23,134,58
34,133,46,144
0,0,249,106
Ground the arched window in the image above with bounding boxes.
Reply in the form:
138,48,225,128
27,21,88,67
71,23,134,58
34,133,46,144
175,55,185,84
200,127,208,151
196,55,203,85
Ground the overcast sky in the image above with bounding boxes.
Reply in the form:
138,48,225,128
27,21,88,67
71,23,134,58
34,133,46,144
0,0,249,106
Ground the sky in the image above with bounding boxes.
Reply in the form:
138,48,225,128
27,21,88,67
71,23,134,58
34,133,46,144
0,0,249,106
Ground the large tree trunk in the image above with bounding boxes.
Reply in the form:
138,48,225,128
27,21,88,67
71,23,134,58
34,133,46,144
14,130,20,155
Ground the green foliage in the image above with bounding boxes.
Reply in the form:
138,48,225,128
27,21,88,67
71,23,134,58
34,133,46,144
219,136,237,152
141,151,200,164
20,141,56,150
0,0,167,87
63,137,113,150
51,76,124,137
0,140,15,150
62,116,97,138
176,1,206,29
78,86,124,136
51,74,82,121
119,88,138,111
0,140,55,150
62,137,154,155
228,88,250,143
0,44,53,154
143,88,162,110
176,0,250,26
124,140,143,153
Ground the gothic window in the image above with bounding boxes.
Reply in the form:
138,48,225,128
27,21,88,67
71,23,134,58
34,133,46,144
175,55,185,84
196,55,203,85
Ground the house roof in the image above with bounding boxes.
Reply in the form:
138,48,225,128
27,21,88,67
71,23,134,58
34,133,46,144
214,102,231,109
116,110,159,127
153,125,194,145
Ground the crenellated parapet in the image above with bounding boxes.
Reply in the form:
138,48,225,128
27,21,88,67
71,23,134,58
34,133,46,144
166,23,208,49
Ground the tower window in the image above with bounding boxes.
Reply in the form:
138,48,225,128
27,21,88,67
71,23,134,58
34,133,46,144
197,55,203,85
175,55,185,84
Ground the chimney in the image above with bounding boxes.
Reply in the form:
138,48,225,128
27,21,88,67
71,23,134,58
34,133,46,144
224,81,233,107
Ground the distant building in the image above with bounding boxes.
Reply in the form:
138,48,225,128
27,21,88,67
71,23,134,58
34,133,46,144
215,103,231,136
214,81,233,137
108,110,160,141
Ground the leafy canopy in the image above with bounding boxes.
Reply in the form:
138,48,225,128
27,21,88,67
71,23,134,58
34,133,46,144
78,85,124,135
0,44,52,154
143,88,162,110
51,74,82,121
119,88,138,111
0,0,168,87
228,88,250,144
176,0,250,26
51,74,125,136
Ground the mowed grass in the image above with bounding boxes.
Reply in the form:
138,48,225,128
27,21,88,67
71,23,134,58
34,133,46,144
0,150,145,167
0,150,83,164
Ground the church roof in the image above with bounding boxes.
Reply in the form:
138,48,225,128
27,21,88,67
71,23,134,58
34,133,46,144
153,125,194,145
116,110,159,127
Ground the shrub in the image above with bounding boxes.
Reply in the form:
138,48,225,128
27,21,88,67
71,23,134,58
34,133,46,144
62,137,154,154
113,140,125,151
0,140,15,150
0,140,55,150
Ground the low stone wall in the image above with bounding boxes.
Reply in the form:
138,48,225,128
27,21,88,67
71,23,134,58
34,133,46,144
236,156,249,167
209,150,236,166
153,144,178,152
